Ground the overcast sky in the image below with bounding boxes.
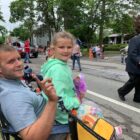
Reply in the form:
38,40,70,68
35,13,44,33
0,0,19,31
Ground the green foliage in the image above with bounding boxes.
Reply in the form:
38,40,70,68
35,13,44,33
0,10,4,22
68,25,97,44
9,0,26,22
0,25,7,36
111,14,134,34
0,36,5,44
9,0,36,40
10,25,30,41
104,44,127,51
9,0,140,45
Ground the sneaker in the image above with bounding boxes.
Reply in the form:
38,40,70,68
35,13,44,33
133,99,140,103
118,94,125,101
118,89,125,101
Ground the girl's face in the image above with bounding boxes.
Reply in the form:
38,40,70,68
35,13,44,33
53,38,73,62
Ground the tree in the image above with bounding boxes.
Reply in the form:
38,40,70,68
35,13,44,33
10,25,30,41
0,5,4,22
9,0,140,45
111,14,134,34
9,0,37,43
35,0,57,41
0,25,7,36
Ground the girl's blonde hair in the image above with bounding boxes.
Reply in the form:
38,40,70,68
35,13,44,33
51,31,75,46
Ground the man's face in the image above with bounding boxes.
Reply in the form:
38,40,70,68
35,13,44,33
54,38,73,62
0,50,24,79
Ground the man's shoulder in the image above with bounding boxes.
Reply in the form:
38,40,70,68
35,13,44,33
0,79,14,89
129,35,140,45
131,34,140,40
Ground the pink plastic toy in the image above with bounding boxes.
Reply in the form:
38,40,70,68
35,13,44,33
74,73,87,103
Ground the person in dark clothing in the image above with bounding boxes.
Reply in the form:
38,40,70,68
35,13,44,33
118,15,140,103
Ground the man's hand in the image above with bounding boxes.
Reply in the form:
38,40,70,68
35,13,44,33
32,74,58,102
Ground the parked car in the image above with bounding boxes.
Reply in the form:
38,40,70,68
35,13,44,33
12,41,39,58
30,46,39,58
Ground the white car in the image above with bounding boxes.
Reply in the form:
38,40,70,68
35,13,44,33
12,41,39,58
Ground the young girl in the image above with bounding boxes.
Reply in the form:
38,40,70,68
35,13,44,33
40,31,80,140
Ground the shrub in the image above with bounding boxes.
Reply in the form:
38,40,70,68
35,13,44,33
104,44,127,51
0,36,5,44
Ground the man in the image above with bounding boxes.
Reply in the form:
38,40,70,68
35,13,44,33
24,39,31,63
118,15,140,103
0,44,58,140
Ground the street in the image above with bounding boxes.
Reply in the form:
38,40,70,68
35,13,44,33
28,54,140,140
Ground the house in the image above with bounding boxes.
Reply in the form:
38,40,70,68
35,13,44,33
103,33,134,45
107,34,129,44
32,33,50,47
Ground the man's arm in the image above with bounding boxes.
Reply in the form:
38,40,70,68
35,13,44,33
128,38,140,64
19,78,58,140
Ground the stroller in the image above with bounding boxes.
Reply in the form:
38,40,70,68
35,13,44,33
69,112,116,140
58,98,116,140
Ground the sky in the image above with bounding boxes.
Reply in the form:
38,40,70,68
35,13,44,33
0,0,19,31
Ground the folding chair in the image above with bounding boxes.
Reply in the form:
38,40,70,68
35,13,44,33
0,106,22,140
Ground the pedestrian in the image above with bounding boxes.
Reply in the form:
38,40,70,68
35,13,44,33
24,38,31,63
100,44,105,59
95,45,101,60
92,45,96,58
120,45,128,64
44,45,47,55
46,45,54,61
89,46,93,60
0,44,58,140
40,31,80,140
72,41,82,71
118,15,140,103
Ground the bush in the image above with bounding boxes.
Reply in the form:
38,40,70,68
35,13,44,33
0,36,5,44
104,44,127,51
81,48,89,56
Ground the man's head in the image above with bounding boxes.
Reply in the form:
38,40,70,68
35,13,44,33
0,44,24,79
134,15,140,34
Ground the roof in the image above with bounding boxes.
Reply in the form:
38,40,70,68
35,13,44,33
108,34,128,37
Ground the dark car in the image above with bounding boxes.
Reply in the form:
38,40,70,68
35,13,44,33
29,46,39,58
12,41,38,58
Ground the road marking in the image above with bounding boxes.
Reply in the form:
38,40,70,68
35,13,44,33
87,90,140,114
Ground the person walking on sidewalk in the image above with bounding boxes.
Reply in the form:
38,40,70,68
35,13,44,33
118,15,140,103
24,39,31,63
72,41,82,71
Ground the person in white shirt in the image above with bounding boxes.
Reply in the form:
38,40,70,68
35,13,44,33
72,43,82,71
